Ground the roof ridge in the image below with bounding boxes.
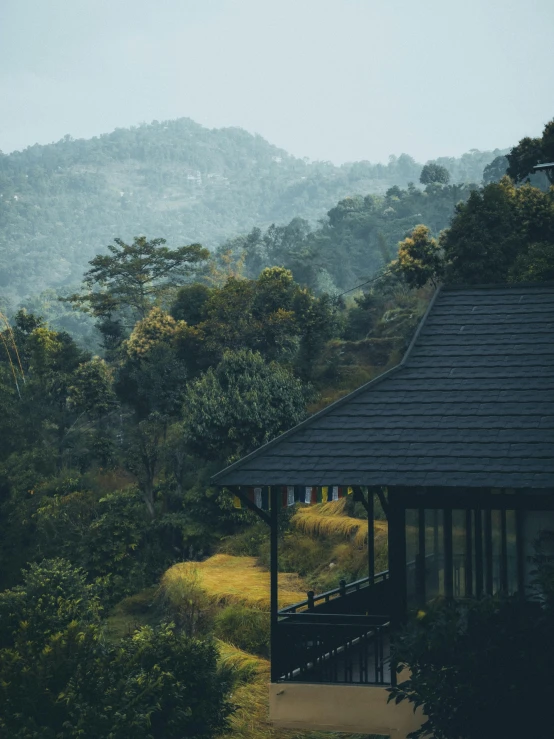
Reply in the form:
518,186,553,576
211,286,442,484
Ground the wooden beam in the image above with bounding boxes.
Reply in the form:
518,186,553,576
228,486,271,526
417,507,426,607
500,508,508,594
484,508,493,595
270,485,279,682
353,486,370,513
516,506,525,599
376,487,390,519
444,508,453,599
368,488,375,586
388,491,407,628
465,508,473,597
354,487,375,585
475,508,483,597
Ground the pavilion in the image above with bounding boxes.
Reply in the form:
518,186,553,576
212,282,554,737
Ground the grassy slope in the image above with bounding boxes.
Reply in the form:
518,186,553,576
147,498,389,739
161,554,308,610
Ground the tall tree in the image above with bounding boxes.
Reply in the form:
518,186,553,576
420,163,450,185
482,155,508,184
182,349,312,463
440,177,554,284
392,225,443,288
506,118,554,184
65,237,209,348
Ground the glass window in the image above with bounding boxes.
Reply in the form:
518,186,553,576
491,510,503,594
452,510,467,598
425,509,444,601
405,509,419,609
506,510,517,595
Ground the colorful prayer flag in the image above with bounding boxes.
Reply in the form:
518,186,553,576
287,486,295,506
254,487,263,509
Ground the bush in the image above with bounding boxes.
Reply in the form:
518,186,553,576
220,520,268,557
156,566,216,637
0,559,233,739
34,486,182,603
389,594,554,739
214,604,270,658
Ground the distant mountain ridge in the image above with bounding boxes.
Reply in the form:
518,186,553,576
0,117,505,303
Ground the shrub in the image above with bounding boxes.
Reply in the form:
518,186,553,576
214,604,270,658
220,520,268,557
389,594,554,739
156,566,216,637
34,486,182,603
0,559,233,739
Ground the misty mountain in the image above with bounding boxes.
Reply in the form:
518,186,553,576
0,117,505,303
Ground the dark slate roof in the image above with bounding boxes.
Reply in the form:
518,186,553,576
212,284,554,489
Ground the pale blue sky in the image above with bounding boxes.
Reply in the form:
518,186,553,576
1,0,552,163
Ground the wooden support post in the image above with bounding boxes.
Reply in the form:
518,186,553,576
354,486,375,586
465,508,473,597
444,508,453,599
270,486,279,682
475,508,483,597
417,507,426,607
388,491,407,627
484,508,493,595
387,491,406,689
500,507,508,593
516,506,525,599
368,487,375,586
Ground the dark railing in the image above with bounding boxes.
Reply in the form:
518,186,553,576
274,613,391,685
279,569,389,614
275,569,392,686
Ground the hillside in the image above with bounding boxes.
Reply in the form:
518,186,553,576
0,117,505,304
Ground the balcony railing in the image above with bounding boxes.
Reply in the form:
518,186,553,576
275,569,392,685
274,613,391,685
279,570,389,614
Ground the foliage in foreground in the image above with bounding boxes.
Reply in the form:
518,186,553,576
389,591,554,739
0,559,233,739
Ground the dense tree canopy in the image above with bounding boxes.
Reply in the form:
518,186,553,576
0,117,505,305
390,587,554,739
182,348,312,462
65,236,208,349
0,559,233,739
0,118,552,738
507,118,554,184
440,177,554,284
392,225,443,288
216,181,479,294
419,163,450,185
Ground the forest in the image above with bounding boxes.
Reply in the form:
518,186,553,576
0,118,553,738
0,117,509,308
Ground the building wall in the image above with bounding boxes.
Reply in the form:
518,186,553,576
269,682,424,738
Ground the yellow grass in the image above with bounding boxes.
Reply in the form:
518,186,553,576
216,639,266,677
161,554,307,610
293,502,387,547
217,640,371,739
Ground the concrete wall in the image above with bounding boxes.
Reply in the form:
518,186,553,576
269,682,424,738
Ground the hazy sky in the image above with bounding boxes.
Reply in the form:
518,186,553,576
1,0,553,163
